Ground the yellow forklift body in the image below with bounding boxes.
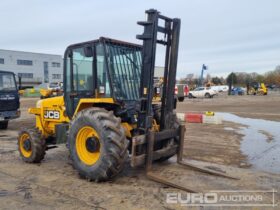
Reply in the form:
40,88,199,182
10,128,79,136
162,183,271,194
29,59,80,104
260,83,267,94
29,96,134,138
39,89,52,98
29,96,69,137
73,98,114,116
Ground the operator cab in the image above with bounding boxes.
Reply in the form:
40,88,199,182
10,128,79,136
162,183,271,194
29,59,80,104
64,37,142,117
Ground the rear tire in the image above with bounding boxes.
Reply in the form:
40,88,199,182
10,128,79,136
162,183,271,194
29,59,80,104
188,93,193,98
68,108,128,182
0,121,8,129
18,128,46,163
178,97,184,102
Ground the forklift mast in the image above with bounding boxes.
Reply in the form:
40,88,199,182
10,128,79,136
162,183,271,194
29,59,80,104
137,9,181,131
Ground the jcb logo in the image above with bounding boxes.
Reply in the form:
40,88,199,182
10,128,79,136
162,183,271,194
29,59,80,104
44,110,60,119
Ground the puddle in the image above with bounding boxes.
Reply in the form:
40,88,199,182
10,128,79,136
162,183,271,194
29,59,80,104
224,127,235,131
217,113,280,174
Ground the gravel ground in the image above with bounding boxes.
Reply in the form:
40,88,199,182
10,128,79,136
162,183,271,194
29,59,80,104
0,94,279,209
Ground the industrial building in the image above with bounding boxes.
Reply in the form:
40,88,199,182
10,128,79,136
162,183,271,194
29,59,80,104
0,48,165,87
0,49,63,86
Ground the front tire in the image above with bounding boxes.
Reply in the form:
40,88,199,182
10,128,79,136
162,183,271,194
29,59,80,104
156,114,180,162
153,106,180,162
18,129,46,163
68,108,128,182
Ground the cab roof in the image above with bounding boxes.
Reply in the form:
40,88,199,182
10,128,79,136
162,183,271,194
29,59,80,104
66,37,142,50
0,70,15,75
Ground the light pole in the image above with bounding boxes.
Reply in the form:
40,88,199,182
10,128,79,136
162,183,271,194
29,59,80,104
199,64,207,87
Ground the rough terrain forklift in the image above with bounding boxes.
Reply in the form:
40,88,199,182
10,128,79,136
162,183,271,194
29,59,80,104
18,9,235,191
247,82,268,95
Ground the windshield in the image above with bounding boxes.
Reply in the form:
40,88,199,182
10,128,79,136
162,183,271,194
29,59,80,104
49,83,58,88
194,87,203,91
64,39,142,115
105,43,142,100
0,72,17,91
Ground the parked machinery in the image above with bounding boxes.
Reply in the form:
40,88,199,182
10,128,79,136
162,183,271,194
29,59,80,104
40,82,63,99
0,70,20,129
18,9,236,191
175,84,189,102
247,82,267,95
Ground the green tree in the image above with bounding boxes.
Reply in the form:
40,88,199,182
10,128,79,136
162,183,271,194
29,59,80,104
226,72,237,85
226,72,237,95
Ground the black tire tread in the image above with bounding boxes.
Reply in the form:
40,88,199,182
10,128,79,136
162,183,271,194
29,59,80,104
178,97,184,102
69,107,128,182
153,107,180,162
18,128,46,163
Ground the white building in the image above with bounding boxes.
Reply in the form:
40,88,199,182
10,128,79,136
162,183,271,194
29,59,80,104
0,49,63,86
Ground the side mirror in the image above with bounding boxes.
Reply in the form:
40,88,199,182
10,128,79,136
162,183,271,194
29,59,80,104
84,45,93,57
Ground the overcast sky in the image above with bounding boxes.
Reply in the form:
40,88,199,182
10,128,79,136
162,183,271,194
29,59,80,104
1,0,280,78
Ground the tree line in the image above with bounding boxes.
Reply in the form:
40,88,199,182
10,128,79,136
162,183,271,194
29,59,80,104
178,65,280,87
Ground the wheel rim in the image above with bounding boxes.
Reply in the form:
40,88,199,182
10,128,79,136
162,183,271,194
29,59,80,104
76,126,101,166
19,133,32,158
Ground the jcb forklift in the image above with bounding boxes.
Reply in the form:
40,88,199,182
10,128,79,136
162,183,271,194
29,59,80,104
18,9,235,191
247,82,268,95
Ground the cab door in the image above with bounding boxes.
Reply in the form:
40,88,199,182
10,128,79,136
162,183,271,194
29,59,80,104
64,43,112,118
64,45,95,118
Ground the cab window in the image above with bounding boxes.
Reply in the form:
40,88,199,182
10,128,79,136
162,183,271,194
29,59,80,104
0,73,16,91
72,47,94,92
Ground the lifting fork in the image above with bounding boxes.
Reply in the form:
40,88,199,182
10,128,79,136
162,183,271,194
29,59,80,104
145,124,239,193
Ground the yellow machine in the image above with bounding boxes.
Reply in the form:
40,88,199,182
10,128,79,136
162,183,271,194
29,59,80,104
18,9,235,190
18,9,181,182
39,88,52,98
40,82,63,99
248,82,268,95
